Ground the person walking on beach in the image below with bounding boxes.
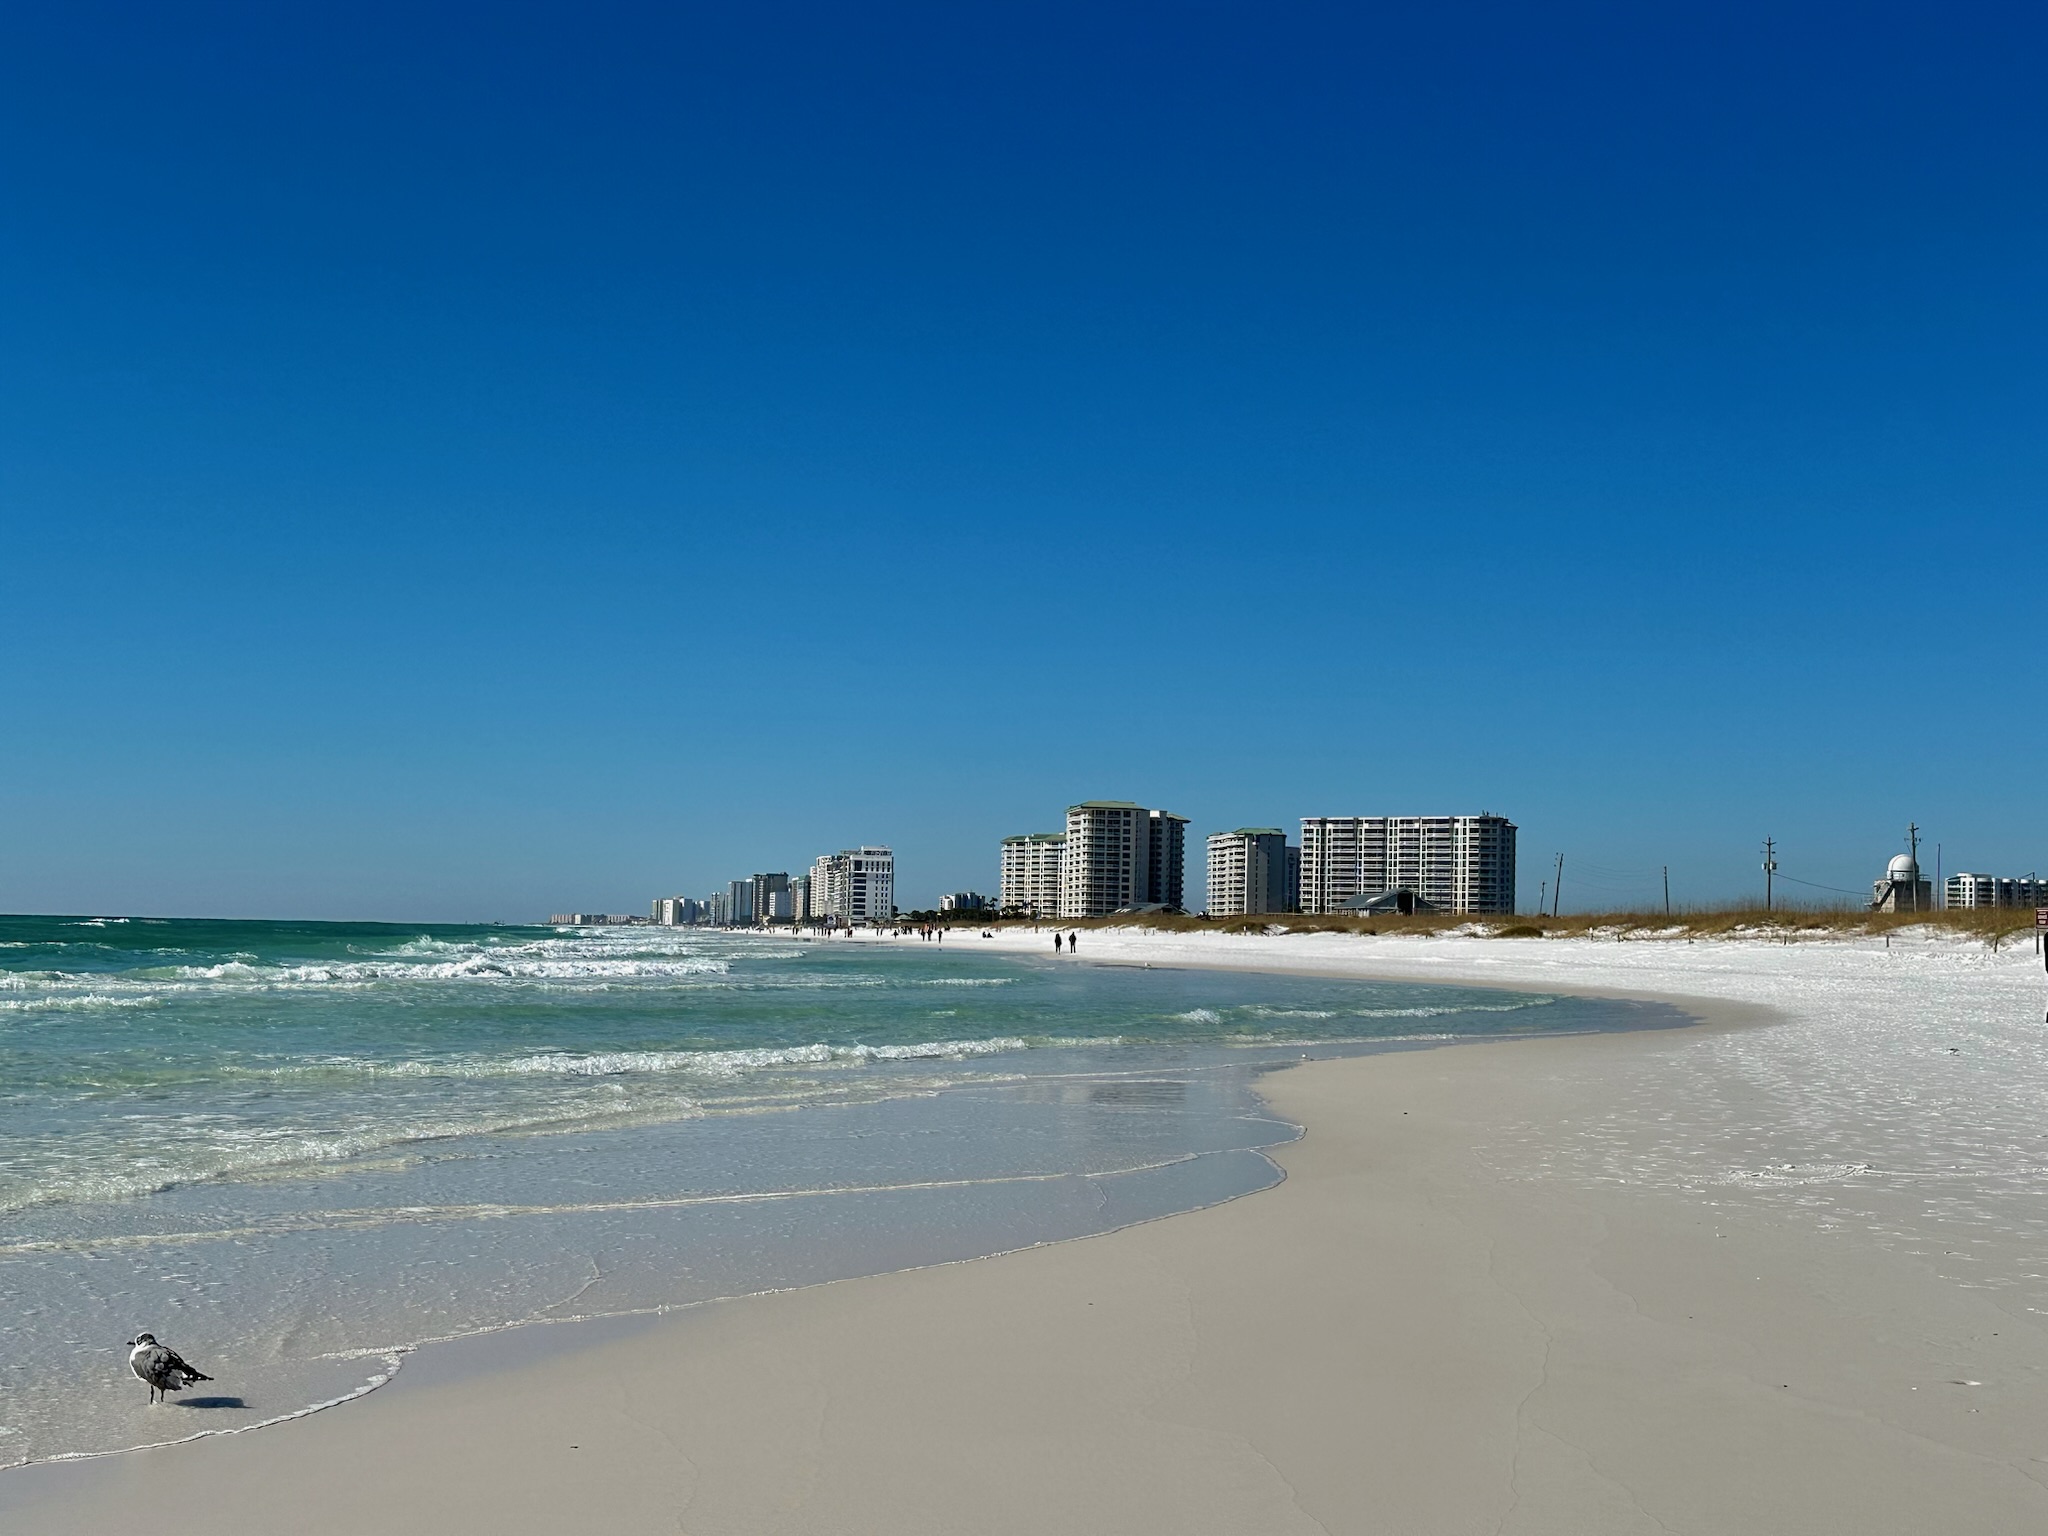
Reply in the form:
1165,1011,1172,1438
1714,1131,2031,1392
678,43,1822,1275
1054,933,1063,953
1068,931,1078,954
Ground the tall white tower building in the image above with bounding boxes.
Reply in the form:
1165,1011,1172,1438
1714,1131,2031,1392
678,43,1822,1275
999,832,1066,916
1207,828,1299,916
1298,815,1516,915
810,847,895,924
1060,802,1187,917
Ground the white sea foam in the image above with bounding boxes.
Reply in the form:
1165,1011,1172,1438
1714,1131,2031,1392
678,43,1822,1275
1344,999,1555,1019
1723,1162,1881,1186
0,1095,721,1215
0,993,163,1012
104,953,742,987
276,1036,1042,1081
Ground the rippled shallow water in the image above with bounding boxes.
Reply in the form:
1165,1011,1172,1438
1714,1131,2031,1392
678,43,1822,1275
0,916,1686,1466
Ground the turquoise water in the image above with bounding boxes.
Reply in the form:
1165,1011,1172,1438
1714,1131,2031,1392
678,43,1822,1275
0,915,1685,1467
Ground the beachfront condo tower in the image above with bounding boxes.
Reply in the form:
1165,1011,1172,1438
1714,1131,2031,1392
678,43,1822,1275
1298,815,1517,916
809,847,896,924
1944,872,2048,909
1060,802,1189,917
1207,829,1301,917
726,878,756,925
749,872,791,925
998,832,1066,917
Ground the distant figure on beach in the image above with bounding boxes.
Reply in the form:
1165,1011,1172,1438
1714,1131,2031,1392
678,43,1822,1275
1054,933,1063,953
1069,932,1078,953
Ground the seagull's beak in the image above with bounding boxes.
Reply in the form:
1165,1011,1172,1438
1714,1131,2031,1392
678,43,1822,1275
125,1339,135,1346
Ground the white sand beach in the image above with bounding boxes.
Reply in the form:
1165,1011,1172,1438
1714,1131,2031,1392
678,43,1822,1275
8,927,2047,1534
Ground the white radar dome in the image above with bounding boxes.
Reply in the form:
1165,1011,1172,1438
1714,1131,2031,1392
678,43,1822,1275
1887,853,1918,879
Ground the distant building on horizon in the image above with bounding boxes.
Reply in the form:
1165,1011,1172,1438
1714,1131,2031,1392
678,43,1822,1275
1942,871,2043,909
940,891,989,912
750,872,791,925
726,878,755,926
1298,815,1516,916
999,832,1065,917
1061,802,1187,917
1207,829,1299,917
809,853,838,919
650,896,705,926
811,846,895,924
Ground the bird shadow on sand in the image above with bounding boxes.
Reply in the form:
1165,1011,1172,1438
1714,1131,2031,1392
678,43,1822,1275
173,1396,248,1410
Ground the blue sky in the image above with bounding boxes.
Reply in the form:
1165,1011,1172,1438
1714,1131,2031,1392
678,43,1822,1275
3,2,2042,920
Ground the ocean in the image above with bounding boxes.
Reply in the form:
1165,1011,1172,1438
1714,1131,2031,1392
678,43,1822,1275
0,915,1686,1467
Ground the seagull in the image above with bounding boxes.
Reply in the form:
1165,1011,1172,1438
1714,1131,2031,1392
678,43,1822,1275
127,1333,214,1404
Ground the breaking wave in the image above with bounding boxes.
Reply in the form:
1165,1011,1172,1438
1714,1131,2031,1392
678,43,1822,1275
269,1036,1055,1081
0,993,164,1012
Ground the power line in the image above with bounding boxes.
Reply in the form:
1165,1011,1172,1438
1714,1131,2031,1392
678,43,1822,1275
1769,871,1867,898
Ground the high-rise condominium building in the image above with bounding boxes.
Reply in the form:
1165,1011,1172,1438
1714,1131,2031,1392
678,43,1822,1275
998,832,1065,916
749,872,790,925
1207,829,1300,916
1060,802,1188,917
809,847,895,924
1299,815,1517,915
726,879,756,925
1945,872,2048,909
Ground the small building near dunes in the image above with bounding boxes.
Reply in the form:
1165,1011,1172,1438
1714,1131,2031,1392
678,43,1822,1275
1870,853,1934,913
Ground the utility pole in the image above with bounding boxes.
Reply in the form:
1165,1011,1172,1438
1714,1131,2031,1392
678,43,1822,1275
1762,837,1777,912
1663,865,1670,917
1538,880,1547,917
1907,822,1922,913
1552,853,1564,918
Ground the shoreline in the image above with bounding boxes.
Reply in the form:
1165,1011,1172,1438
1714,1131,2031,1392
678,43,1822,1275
0,946,1686,1479
10,930,2047,1532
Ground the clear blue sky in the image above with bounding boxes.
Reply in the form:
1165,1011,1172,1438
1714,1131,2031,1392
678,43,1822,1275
3,2,2042,920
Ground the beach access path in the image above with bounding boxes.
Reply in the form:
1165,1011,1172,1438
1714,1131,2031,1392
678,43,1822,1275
8,928,2048,1534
